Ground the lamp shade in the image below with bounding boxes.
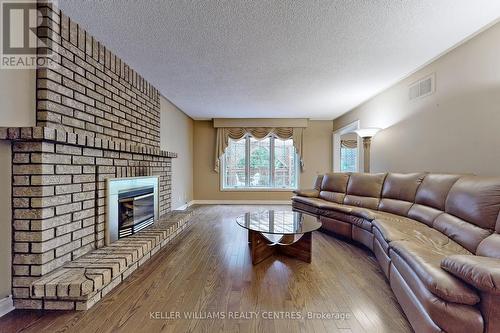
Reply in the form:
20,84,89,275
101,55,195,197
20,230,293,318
354,127,381,138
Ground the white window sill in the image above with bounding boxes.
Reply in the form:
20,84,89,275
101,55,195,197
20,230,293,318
221,187,296,192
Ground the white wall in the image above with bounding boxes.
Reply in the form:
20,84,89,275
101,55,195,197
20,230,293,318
333,22,500,176
159,96,194,209
0,68,35,301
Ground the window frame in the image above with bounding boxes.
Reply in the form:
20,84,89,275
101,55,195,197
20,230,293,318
220,135,299,191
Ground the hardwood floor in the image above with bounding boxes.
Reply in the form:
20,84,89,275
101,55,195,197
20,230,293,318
0,205,412,333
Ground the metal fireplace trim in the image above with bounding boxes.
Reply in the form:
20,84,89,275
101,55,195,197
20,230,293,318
106,176,160,245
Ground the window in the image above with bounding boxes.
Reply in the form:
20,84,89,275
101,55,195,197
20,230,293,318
340,146,357,172
222,136,298,190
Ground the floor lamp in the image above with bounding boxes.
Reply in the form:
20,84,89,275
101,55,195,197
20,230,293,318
354,128,381,173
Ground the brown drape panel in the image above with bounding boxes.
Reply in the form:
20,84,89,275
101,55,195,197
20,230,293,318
215,127,304,173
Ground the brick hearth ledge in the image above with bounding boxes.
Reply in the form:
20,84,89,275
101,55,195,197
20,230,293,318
30,210,193,310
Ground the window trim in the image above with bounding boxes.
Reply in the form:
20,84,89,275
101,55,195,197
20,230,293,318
220,135,299,192
333,120,362,173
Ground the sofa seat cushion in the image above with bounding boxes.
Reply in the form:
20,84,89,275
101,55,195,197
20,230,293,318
373,215,471,254
373,215,432,244
292,197,357,219
390,241,479,305
292,197,375,231
318,202,378,231
316,200,351,212
293,196,355,213
350,207,391,221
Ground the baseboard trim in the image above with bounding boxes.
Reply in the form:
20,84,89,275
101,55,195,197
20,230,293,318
174,203,189,211
191,200,291,205
174,200,196,211
0,295,14,317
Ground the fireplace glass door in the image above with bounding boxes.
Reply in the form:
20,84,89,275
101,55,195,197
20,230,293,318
118,186,155,238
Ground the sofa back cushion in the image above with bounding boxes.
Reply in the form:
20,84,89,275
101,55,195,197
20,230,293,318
313,175,324,191
424,176,500,253
319,173,350,203
414,174,462,210
346,173,387,197
445,176,500,230
319,191,345,204
321,173,349,192
476,233,500,258
379,173,426,215
406,174,460,226
343,173,386,209
407,204,443,227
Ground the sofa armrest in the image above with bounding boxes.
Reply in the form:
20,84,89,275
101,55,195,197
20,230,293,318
441,255,500,294
293,189,320,198
350,208,378,221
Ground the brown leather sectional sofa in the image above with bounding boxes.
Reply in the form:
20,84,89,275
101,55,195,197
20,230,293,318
292,172,500,333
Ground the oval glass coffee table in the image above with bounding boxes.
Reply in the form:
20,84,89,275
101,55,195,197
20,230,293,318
236,210,322,265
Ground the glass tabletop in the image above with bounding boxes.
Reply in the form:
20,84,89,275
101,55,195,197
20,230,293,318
236,210,322,235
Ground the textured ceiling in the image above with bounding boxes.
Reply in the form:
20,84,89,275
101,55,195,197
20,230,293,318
58,0,500,119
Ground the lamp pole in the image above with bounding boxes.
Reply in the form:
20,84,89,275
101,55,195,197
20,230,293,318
362,137,372,173
354,128,381,174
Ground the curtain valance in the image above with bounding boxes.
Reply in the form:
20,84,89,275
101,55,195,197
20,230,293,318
341,140,357,149
214,127,304,173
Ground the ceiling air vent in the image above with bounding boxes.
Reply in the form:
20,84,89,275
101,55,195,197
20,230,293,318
409,74,435,101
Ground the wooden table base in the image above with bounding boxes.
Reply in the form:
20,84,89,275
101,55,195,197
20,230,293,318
248,230,312,265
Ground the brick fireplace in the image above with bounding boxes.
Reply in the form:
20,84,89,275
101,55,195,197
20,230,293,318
0,2,181,309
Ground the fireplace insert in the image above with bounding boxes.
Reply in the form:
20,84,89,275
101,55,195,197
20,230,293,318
118,186,155,238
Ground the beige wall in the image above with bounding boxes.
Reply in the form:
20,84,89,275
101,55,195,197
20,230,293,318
1,69,36,126
160,96,194,209
300,120,333,188
333,22,500,176
0,69,35,300
0,142,12,300
193,120,332,201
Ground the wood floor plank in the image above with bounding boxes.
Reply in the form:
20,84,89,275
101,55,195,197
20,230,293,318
0,205,413,333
